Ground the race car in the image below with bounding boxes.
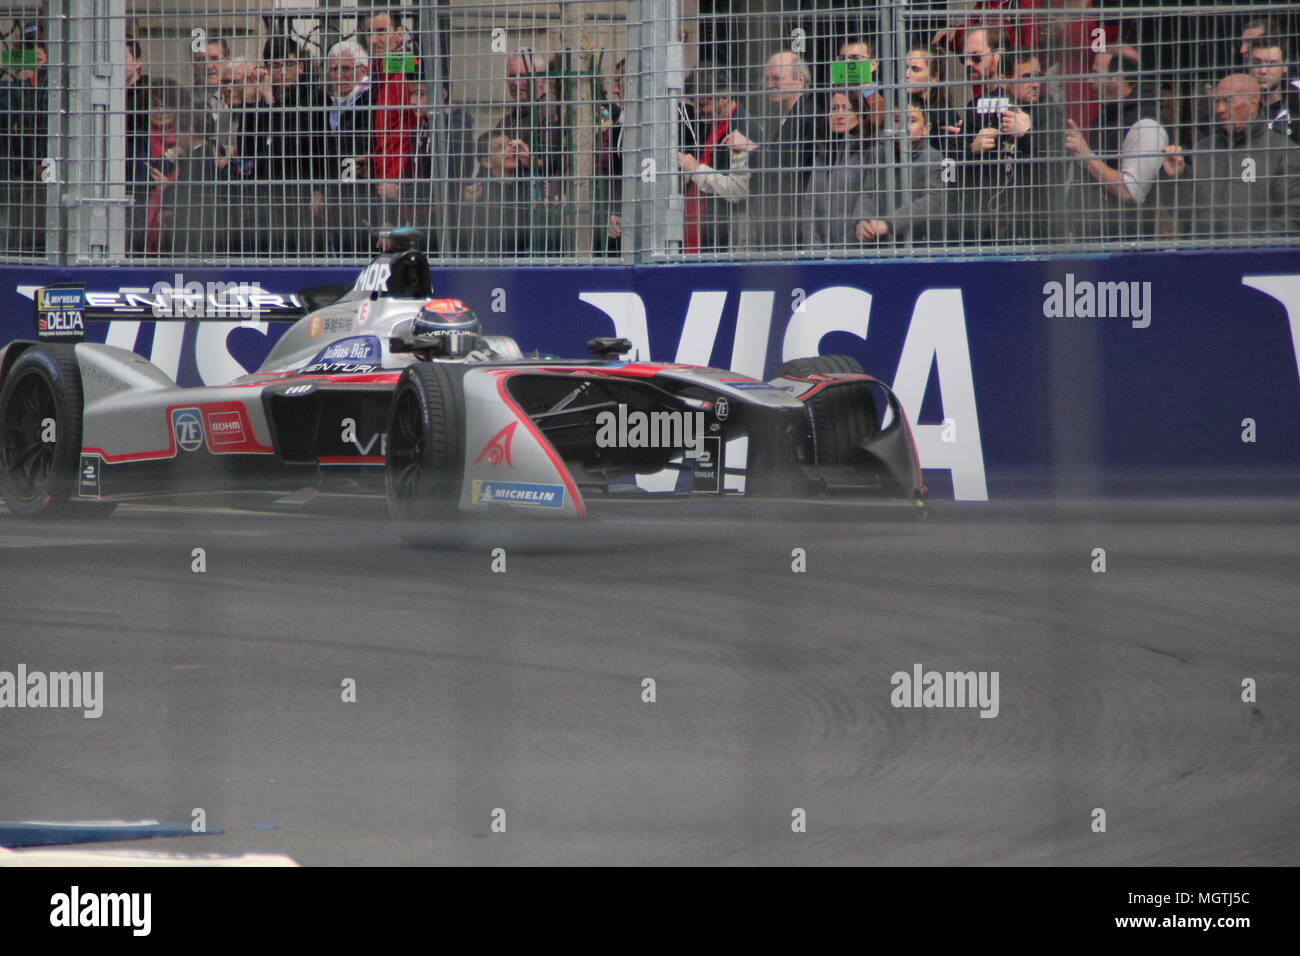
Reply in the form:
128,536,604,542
0,240,925,540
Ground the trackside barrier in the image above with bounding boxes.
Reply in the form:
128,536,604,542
3,249,1300,499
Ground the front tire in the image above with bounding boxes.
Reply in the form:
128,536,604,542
776,354,877,466
384,362,465,543
0,344,114,519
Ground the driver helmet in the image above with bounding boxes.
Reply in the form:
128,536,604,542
410,298,481,357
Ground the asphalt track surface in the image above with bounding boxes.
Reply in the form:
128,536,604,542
1,497,1297,866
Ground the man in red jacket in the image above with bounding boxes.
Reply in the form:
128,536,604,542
362,9,418,202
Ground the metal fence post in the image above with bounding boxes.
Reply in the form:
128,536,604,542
43,0,67,264
64,0,126,264
417,0,451,259
621,0,642,265
644,0,682,260
881,0,911,256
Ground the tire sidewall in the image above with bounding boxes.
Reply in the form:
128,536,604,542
385,362,465,528
0,345,83,516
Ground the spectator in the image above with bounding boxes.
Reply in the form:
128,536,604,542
404,80,475,255
499,51,564,180
751,50,818,250
0,24,48,252
838,37,880,90
803,89,876,250
309,39,383,253
957,27,1064,240
256,36,326,183
126,37,146,89
222,58,266,178
599,57,626,253
161,105,243,255
214,38,326,254
455,130,535,256
361,9,418,202
904,43,965,160
1161,74,1300,237
854,96,950,246
496,52,565,252
680,67,756,253
365,10,412,63
191,37,233,153
1003,48,1067,239
961,23,1009,99
1247,37,1300,145
139,81,183,253
934,1,1046,57
1064,45,1167,239
125,38,151,176
1238,19,1282,65
411,81,475,184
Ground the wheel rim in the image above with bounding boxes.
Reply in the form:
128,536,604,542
386,385,426,519
1,368,58,502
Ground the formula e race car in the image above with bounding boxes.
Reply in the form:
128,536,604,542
0,242,924,540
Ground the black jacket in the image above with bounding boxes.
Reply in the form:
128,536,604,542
234,78,328,185
750,92,819,250
454,173,535,256
958,93,1067,240
1263,83,1300,146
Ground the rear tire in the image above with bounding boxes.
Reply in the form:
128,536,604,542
0,344,115,519
776,354,876,466
384,361,465,544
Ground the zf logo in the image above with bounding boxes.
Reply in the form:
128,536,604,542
171,407,204,453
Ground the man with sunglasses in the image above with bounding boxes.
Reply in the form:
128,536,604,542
956,26,1060,241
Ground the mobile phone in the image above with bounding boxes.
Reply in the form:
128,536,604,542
830,59,873,87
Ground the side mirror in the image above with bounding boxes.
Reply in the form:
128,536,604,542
389,318,419,354
587,337,633,357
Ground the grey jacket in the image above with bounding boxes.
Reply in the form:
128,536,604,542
1172,121,1300,237
802,137,875,249
855,138,949,243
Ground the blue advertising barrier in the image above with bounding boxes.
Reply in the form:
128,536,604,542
4,249,1300,499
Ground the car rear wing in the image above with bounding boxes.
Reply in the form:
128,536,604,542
31,281,309,345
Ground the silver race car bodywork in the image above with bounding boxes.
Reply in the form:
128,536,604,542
0,248,925,528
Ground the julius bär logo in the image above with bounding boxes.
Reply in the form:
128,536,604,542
475,422,517,467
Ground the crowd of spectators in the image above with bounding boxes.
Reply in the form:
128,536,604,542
1,6,1299,259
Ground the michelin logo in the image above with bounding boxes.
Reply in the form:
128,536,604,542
472,480,565,509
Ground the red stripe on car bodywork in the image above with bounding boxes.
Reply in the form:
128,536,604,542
83,402,273,463
492,370,586,517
